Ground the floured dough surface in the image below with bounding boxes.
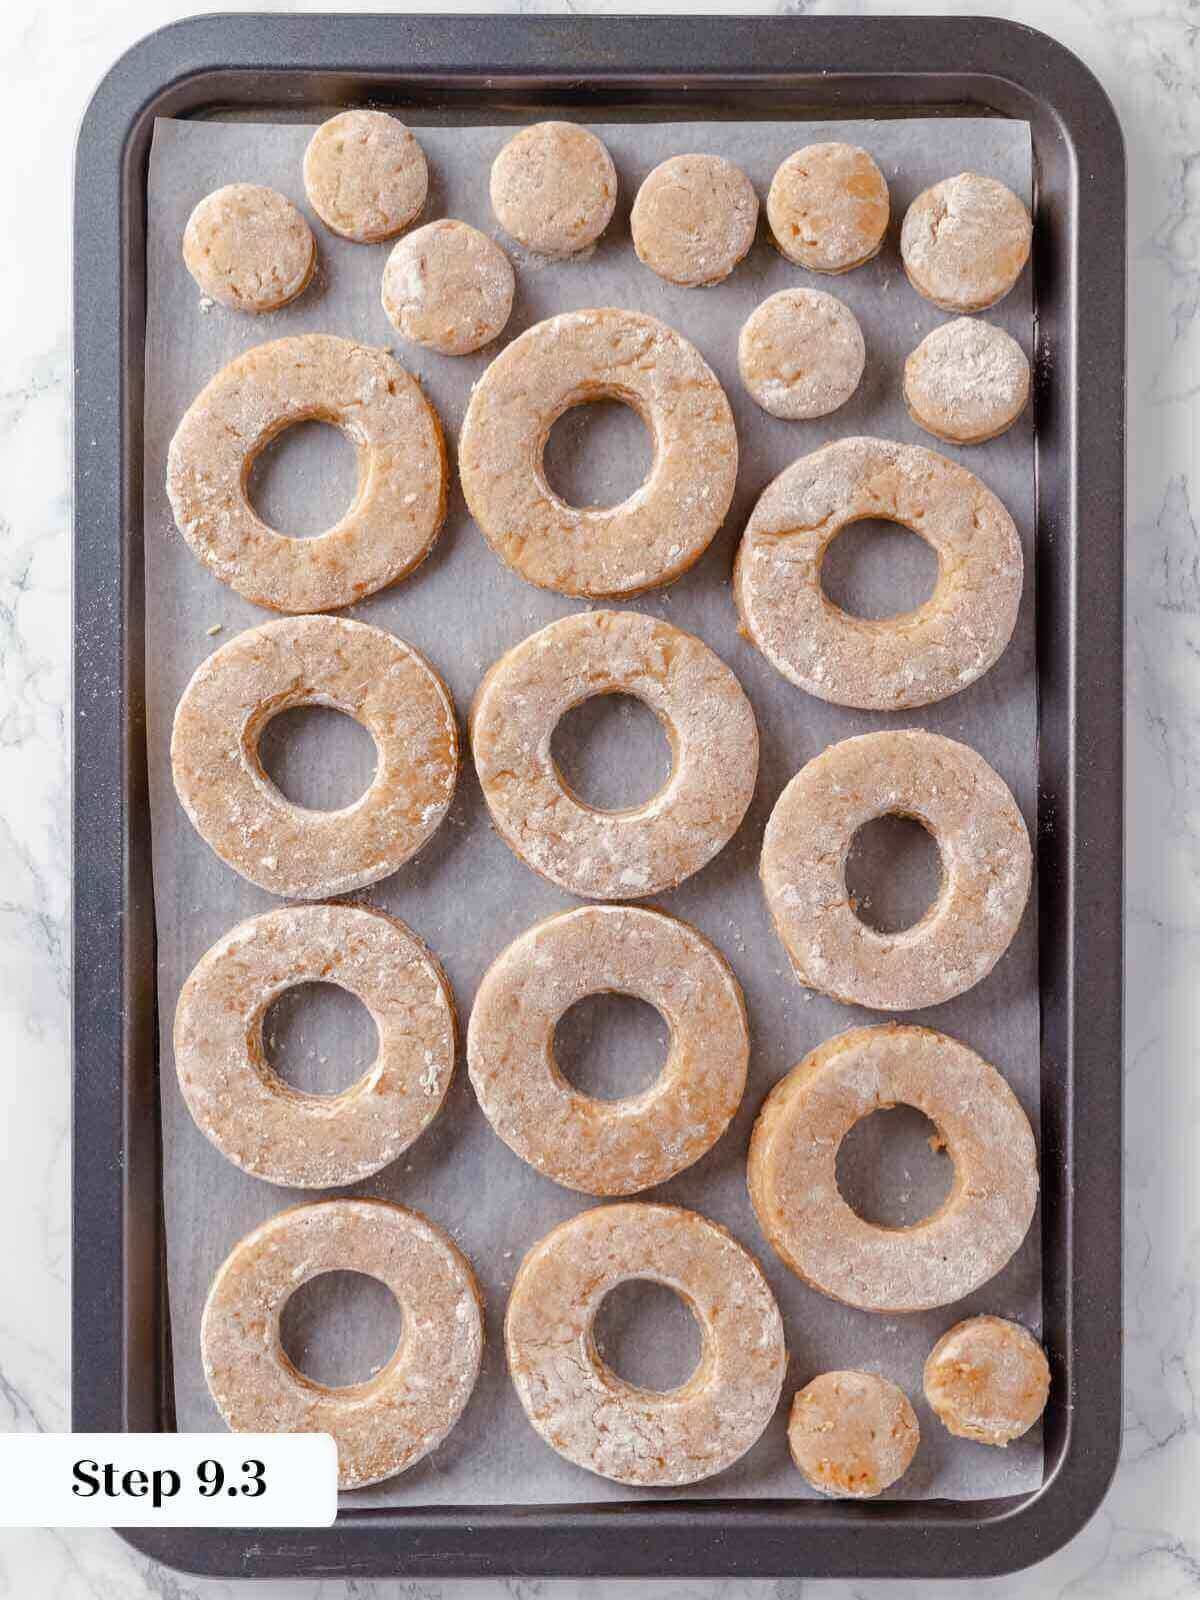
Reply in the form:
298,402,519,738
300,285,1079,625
734,435,1023,710
924,1315,1050,1446
202,1198,483,1489
789,1371,920,1497
739,288,866,419
166,334,447,613
904,317,1030,444
760,729,1031,1012
749,1024,1038,1313
631,154,758,286
467,905,748,1195
171,614,458,899
382,219,515,354
174,903,456,1188
303,110,428,242
182,183,315,313
506,1203,786,1485
471,609,758,899
767,143,889,273
459,308,738,597
490,122,617,256
901,172,1032,313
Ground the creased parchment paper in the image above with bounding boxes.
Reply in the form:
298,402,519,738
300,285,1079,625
143,114,1039,1505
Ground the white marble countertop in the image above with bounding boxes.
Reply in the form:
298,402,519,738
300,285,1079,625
1,0,1192,1593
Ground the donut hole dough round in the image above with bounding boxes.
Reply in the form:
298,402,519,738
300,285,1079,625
467,905,749,1195
166,334,447,613
171,615,458,900
749,1024,1038,1313
303,110,428,243
490,121,617,257
174,904,456,1188
382,219,515,355
767,143,890,274
901,172,1032,313
505,1203,786,1485
789,1371,920,1497
202,1199,483,1489
183,183,316,314
459,308,738,598
739,288,866,420
471,610,758,900
734,436,1023,710
761,729,1031,1012
924,1315,1050,1446
904,317,1031,444
631,154,758,286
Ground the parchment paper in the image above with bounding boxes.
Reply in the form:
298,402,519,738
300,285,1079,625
143,114,1040,1504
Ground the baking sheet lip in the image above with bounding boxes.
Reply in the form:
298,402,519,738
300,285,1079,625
73,8,1123,1581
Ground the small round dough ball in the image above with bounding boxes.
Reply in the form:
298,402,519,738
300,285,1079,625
182,183,315,314
739,288,865,419
631,154,758,287
924,1315,1050,1447
767,143,889,274
789,1371,919,1498
490,122,617,257
901,172,1032,313
303,110,428,243
904,317,1030,444
382,220,515,355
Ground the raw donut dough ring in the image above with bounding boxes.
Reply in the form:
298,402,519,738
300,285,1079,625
631,154,758,286
467,905,748,1195
505,1203,786,1486
489,122,617,257
748,1024,1038,1313
788,1371,920,1497
174,903,456,1188
471,610,758,900
171,614,458,900
904,318,1031,445
901,172,1032,313
382,219,514,355
183,183,316,314
767,143,890,274
924,1315,1050,1446
166,334,447,614
202,1198,483,1489
303,111,428,243
738,288,866,420
760,729,1031,1012
734,436,1023,710
459,308,738,598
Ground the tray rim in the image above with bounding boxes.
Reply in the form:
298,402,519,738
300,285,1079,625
71,9,1125,1582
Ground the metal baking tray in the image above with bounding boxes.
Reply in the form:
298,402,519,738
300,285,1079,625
72,12,1125,1582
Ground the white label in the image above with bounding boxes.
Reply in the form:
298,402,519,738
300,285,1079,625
0,1434,337,1527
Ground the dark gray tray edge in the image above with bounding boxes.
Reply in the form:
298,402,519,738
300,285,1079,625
71,10,1125,1582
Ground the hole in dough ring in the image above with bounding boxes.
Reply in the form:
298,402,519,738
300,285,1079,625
505,1203,786,1486
734,436,1023,710
748,1024,1038,1314
459,308,738,598
761,729,1031,1011
171,615,458,900
201,1198,484,1490
175,904,456,1188
166,334,447,613
471,610,758,900
468,905,748,1195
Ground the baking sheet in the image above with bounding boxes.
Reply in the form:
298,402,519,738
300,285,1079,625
142,114,1039,1504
